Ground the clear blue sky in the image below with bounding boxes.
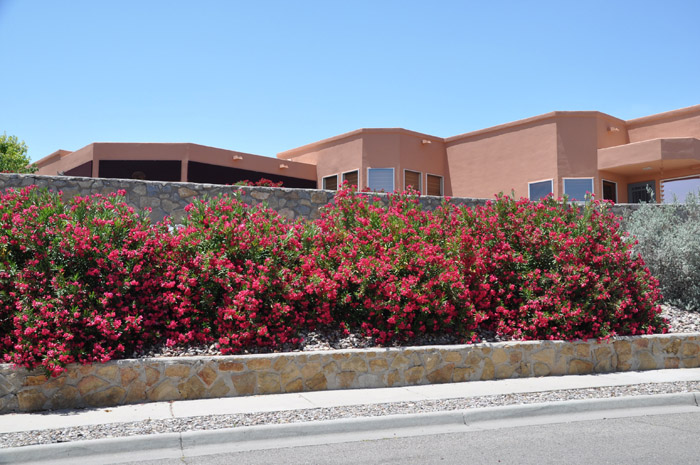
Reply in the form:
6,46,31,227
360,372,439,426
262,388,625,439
1,0,699,163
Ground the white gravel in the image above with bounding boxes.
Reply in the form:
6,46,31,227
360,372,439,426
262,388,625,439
2,304,699,449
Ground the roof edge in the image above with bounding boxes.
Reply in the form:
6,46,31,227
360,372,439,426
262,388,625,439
626,104,700,128
445,111,626,145
277,128,444,159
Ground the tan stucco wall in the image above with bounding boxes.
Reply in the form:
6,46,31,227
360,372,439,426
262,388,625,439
627,105,700,143
445,119,558,199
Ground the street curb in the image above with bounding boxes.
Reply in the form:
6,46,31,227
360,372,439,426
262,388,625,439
2,392,699,464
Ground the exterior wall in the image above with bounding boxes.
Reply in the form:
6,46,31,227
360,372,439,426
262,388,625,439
627,106,700,143
556,116,599,198
36,143,316,186
2,333,698,413
445,118,558,199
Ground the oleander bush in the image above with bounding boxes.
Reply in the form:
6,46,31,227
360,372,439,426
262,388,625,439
162,195,330,353
626,191,700,310
0,185,668,375
0,187,170,376
454,195,666,340
304,188,483,344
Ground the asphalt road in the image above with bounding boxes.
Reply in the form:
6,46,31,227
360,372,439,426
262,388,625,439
121,411,700,465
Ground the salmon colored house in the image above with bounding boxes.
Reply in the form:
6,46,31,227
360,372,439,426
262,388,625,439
36,104,700,203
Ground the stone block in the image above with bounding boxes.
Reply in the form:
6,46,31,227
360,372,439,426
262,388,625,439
495,364,516,379
120,367,140,386
77,376,110,395
531,348,555,365
148,380,180,402
145,366,161,386
405,366,426,384
422,353,442,372
637,352,657,371
575,344,590,358
218,362,245,372
125,381,147,404
208,379,231,398
257,373,281,394
48,385,80,410
96,365,119,381
441,351,463,363
480,359,495,380
453,366,477,382
427,364,454,384
24,375,48,387
340,356,368,373
305,373,328,391
369,359,389,372
337,372,356,389
17,389,47,411
179,377,206,399
284,378,304,393
231,373,257,395
568,359,594,375
247,358,272,371
197,366,218,386
165,364,191,378
681,343,700,358
533,362,551,377
85,386,126,407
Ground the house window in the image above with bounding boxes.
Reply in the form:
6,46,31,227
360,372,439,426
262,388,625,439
528,179,553,201
602,180,617,203
661,176,700,203
404,170,421,193
323,174,338,190
426,174,443,196
342,170,359,188
563,178,594,201
367,168,394,192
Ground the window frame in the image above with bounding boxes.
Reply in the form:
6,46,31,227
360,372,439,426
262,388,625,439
403,169,422,194
341,169,360,188
367,167,395,192
322,174,338,191
425,172,444,196
562,177,594,202
528,178,554,201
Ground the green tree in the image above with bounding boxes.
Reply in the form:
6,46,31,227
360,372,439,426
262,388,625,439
0,133,37,173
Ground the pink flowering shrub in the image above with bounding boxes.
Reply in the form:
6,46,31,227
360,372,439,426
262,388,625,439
305,188,482,344
0,186,667,375
0,187,168,375
162,195,329,353
454,194,666,340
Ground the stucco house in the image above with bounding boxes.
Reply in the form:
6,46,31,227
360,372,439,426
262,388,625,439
36,104,700,203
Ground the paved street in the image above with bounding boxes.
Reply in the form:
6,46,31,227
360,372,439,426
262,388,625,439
123,411,700,465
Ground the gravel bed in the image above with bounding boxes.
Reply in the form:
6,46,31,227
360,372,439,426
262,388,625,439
2,304,699,449
2,381,700,449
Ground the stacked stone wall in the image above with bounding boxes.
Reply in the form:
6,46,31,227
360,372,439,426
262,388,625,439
2,333,698,413
0,173,644,223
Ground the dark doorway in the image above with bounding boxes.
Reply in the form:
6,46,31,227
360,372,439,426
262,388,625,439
628,180,655,203
99,160,181,182
602,180,617,203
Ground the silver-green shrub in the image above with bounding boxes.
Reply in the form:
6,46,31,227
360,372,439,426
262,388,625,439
626,191,700,310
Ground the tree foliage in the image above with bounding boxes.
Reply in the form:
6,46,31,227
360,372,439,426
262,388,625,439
0,133,37,173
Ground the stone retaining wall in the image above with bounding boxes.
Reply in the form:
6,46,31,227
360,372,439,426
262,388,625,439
2,333,698,413
0,173,642,223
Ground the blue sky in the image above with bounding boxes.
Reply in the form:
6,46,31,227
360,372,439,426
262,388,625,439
1,0,699,163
